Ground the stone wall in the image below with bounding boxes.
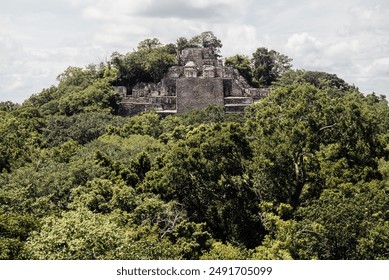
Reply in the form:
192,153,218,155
119,98,156,115
176,78,224,113
150,96,176,110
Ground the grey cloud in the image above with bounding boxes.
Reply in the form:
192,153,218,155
137,0,232,20
1,0,388,102
2,0,76,15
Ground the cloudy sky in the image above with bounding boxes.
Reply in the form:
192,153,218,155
1,0,388,103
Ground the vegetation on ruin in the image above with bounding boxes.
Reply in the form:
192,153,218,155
0,32,388,260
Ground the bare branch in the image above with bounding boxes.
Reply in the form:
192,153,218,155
319,123,337,131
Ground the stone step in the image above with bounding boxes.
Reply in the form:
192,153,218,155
224,96,253,105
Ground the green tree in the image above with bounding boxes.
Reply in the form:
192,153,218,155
176,37,190,52
57,73,121,116
23,209,182,259
26,86,59,116
23,64,120,117
137,38,162,50
69,178,137,213
293,181,388,259
245,84,387,207
252,47,292,86
111,41,176,87
143,48,177,82
276,69,356,92
106,110,162,138
43,111,125,147
0,101,19,112
0,211,38,259
110,51,151,88
200,242,248,260
188,31,223,54
143,122,263,247
0,109,43,172
0,158,78,215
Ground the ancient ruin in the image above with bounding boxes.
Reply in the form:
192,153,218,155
117,47,271,116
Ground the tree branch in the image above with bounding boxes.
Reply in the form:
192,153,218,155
319,123,337,131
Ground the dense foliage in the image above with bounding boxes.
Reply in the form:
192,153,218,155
225,47,292,87
0,34,388,260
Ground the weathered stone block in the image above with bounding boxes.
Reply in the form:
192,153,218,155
119,47,271,116
176,78,224,113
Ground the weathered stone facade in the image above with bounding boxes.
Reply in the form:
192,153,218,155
118,47,270,116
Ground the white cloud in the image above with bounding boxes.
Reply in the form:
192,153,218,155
0,30,107,103
286,33,322,53
284,33,324,70
350,6,374,20
1,0,388,102
363,58,389,77
0,74,24,92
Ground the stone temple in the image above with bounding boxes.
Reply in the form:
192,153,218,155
117,47,271,116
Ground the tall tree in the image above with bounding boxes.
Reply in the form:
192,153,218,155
111,40,176,86
137,38,162,50
252,47,292,86
176,37,190,52
188,31,223,55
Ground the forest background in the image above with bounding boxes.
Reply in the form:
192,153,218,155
0,32,388,260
